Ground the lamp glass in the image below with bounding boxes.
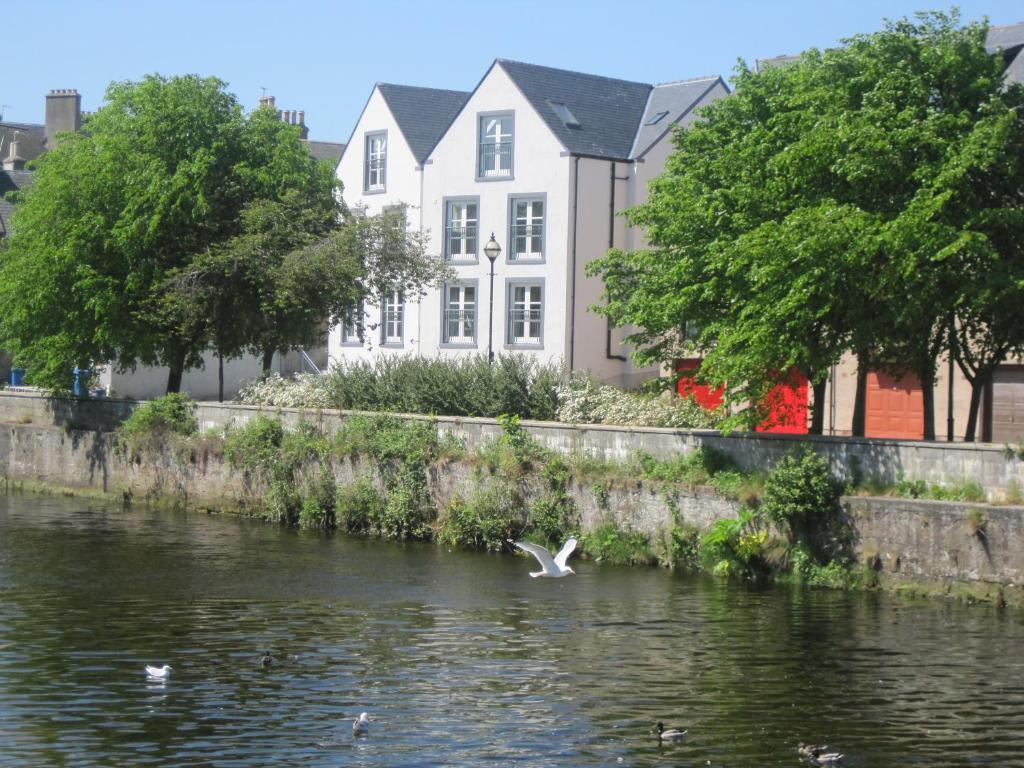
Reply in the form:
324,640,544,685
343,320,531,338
484,233,501,262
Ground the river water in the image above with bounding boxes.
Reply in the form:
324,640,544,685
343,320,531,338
1,494,1022,767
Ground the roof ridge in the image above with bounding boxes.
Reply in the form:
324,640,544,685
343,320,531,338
377,82,471,96
496,58,653,88
653,75,720,87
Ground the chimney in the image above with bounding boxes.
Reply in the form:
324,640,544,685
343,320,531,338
297,111,307,139
45,89,82,149
2,132,26,171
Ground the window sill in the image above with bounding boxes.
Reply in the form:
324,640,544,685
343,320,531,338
439,342,478,349
381,341,404,349
504,342,544,350
507,256,546,265
446,257,480,266
362,187,387,195
475,174,515,183
339,341,364,348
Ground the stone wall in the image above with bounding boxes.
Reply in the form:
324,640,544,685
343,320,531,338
1,418,1024,604
2,391,1023,501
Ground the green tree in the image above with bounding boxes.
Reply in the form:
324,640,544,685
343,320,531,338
590,12,1024,439
0,75,447,393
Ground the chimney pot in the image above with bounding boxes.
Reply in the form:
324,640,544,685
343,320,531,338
298,111,305,126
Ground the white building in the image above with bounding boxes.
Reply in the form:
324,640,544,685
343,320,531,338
330,60,728,387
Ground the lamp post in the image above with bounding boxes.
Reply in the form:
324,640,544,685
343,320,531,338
483,233,501,363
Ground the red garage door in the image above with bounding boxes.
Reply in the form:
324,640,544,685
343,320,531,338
756,368,809,434
865,370,923,440
675,359,724,410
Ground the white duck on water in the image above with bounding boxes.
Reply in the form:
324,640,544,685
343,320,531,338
144,664,171,679
507,537,577,578
799,743,844,764
352,712,370,735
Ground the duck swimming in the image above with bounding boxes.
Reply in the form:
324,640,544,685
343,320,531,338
655,721,688,741
258,652,273,668
800,744,844,765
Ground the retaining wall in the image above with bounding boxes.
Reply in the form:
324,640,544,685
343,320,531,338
0,415,1022,604
2,391,1023,501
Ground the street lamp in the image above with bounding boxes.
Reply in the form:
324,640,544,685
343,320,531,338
483,233,501,363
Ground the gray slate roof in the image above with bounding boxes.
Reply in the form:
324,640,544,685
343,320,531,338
0,122,46,164
987,22,1024,85
377,84,470,164
496,59,653,161
304,139,346,167
630,77,725,159
0,169,34,237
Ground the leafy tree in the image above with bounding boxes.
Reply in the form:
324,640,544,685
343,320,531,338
0,75,447,393
590,12,1024,439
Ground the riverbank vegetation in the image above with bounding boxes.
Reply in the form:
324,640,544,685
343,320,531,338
115,394,880,590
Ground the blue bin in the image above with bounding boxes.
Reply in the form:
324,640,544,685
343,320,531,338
10,368,25,386
72,367,92,397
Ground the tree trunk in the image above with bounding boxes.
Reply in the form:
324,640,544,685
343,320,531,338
851,351,869,437
262,347,275,373
964,378,984,443
166,365,183,394
920,367,936,441
810,378,826,435
218,351,224,403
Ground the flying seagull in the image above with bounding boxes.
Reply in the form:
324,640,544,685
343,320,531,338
145,664,172,679
507,537,577,578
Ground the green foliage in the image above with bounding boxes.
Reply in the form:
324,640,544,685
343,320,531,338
316,354,561,420
791,543,851,588
658,523,701,571
266,479,302,525
335,478,384,535
588,12,1024,438
580,523,653,566
118,394,198,441
760,447,840,532
224,416,285,475
698,509,770,579
895,477,986,503
438,481,522,551
378,470,434,540
298,469,337,530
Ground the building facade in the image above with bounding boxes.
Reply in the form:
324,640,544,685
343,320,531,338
330,60,728,388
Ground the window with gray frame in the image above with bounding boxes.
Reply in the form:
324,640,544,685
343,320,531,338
444,200,478,262
364,132,387,192
341,303,363,345
507,283,543,346
381,289,404,345
510,198,544,261
478,114,513,178
443,282,477,345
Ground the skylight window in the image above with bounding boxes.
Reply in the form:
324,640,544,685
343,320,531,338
547,100,580,128
645,110,670,126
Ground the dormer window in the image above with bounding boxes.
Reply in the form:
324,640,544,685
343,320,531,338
364,131,387,192
547,100,580,128
478,113,513,179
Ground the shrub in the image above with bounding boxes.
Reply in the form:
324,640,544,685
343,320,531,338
119,393,198,440
580,523,653,565
658,523,701,571
224,416,285,475
698,508,769,579
438,481,523,551
266,479,301,525
336,478,384,534
378,470,434,540
760,446,840,534
557,372,721,429
239,355,562,420
298,469,337,530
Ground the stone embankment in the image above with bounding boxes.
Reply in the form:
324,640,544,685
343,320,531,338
0,391,1022,606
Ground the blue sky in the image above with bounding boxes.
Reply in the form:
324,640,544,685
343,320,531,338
5,1,1022,142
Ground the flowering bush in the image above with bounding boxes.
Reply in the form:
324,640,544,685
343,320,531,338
556,373,721,429
235,372,333,409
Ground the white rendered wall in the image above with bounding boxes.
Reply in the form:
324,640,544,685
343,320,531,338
419,64,571,367
97,351,276,401
329,86,426,366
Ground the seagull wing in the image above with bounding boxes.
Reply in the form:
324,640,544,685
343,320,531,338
553,537,578,569
509,540,558,575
